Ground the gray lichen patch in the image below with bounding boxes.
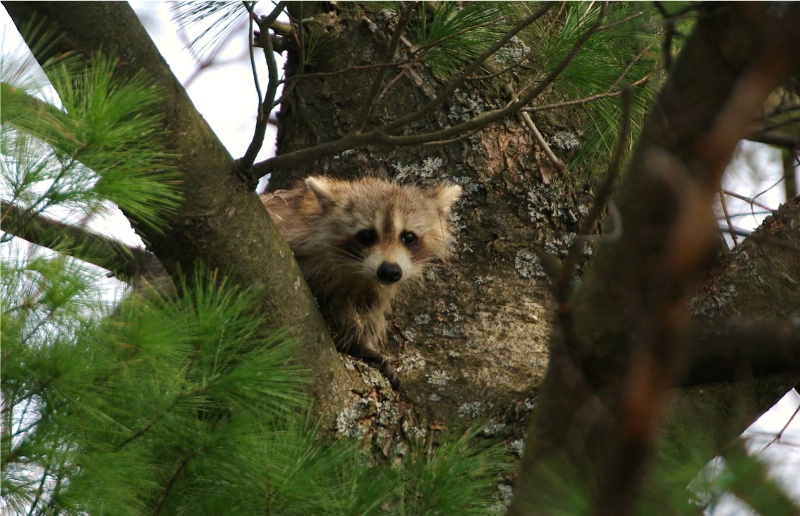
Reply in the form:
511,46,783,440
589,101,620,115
549,131,581,152
393,156,444,181
482,419,506,436
515,249,546,279
458,401,484,418
426,369,452,387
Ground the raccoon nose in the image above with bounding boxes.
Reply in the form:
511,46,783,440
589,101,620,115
377,262,403,283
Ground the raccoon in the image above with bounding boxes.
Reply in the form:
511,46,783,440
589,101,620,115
262,176,462,390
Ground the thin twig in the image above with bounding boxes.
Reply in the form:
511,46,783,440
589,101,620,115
258,0,286,30
152,453,195,516
374,65,417,106
467,2,566,82
608,43,655,92
523,75,651,113
411,17,509,58
422,127,484,146
752,175,786,204
272,2,304,107
722,189,778,214
717,226,800,252
239,1,284,170
281,57,424,84
718,187,739,246
520,111,564,173
380,3,555,135
245,3,263,108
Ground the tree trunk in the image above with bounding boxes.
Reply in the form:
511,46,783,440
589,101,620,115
270,1,800,500
3,1,363,423
272,3,593,427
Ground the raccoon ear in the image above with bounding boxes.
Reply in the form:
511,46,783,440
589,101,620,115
305,177,338,209
430,183,462,216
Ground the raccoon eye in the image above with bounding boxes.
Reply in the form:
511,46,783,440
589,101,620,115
400,231,417,246
355,229,377,246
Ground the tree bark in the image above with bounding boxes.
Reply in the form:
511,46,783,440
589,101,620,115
3,1,361,422
272,2,593,427
512,3,800,513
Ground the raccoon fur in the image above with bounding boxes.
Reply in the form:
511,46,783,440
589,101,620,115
261,176,462,390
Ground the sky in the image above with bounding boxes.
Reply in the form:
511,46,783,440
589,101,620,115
2,3,799,512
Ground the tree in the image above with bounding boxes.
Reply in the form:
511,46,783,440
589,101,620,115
2,1,799,514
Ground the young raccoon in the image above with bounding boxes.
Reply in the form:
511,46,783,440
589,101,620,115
262,176,462,390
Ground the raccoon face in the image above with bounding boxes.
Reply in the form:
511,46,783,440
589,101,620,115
351,223,420,285
305,176,461,287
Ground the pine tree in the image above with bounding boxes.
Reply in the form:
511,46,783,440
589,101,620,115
2,2,800,514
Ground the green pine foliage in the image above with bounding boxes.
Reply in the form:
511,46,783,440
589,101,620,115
409,2,509,79
1,258,513,514
170,1,246,62
1,49,180,231
1,264,304,514
399,423,514,515
521,2,665,180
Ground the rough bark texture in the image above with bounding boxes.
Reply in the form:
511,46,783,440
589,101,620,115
673,195,800,446
3,1,362,422
272,3,593,431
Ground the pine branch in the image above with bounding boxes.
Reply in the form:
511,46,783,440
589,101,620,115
1,201,165,285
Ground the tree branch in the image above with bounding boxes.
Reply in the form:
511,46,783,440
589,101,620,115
4,1,362,420
681,319,800,387
1,201,165,285
746,130,800,150
237,1,282,173
252,2,607,178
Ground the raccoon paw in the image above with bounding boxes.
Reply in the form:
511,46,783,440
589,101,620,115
379,361,403,392
351,346,403,392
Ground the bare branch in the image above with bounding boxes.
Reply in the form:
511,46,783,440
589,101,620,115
522,75,651,113
520,111,564,173
1,201,165,285
746,130,800,150
238,1,283,172
722,189,778,215
717,226,800,252
718,187,739,247
681,319,800,387
468,3,566,82
257,0,286,32
379,3,554,135
253,2,608,177
280,58,424,83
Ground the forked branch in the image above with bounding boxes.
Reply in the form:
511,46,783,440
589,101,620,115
252,3,608,178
